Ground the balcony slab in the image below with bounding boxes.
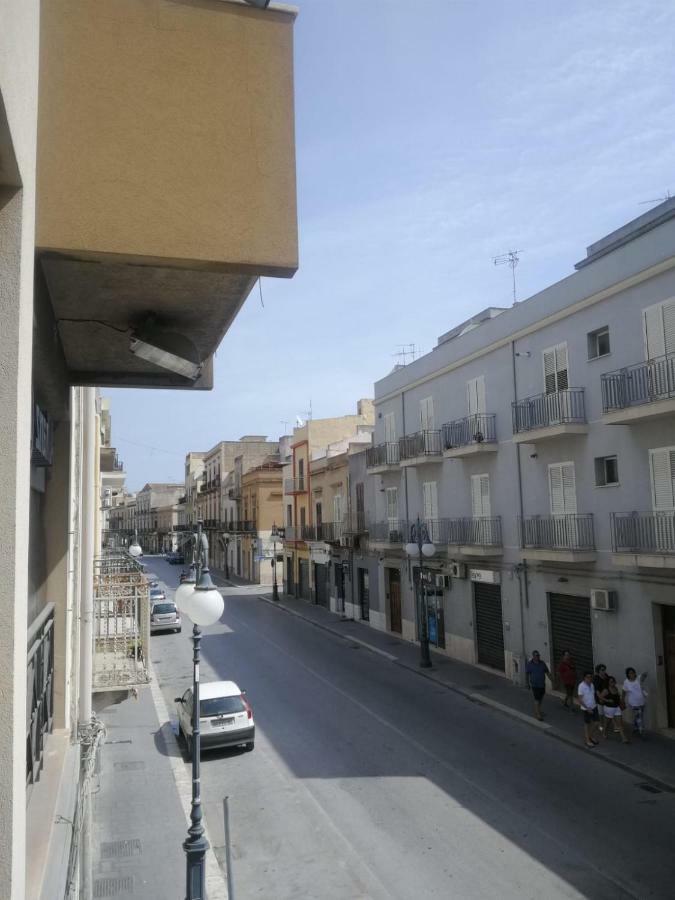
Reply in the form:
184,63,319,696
443,443,498,459
602,396,675,425
369,540,405,553
400,455,443,468
366,464,400,475
521,548,597,563
612,552,675,569
450,544,504,558
513,424,588,444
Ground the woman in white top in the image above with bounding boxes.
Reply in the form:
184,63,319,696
622,667,647,736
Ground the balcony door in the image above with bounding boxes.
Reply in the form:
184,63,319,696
384,412,396,444
543,343,569,424
386,487,399,540
643,300,675,398
422,481,439,542
649,447,675,551
467,376,486,436
548,462,578,548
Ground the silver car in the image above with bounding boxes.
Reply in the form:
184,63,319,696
150,601,181,634
175,680,255,758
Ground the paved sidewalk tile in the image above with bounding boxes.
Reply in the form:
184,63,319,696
92,686,189,899
223,576,675,792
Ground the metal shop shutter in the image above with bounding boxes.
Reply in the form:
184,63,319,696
285,556,294,595
298,559,310,600
314,563,329,608
549,594,594,688
474,583,505,671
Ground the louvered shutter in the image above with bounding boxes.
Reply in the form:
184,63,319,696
549,464,565,515
644,302,667,360
420,397,434,430
423,481,438,520
544,349,557,394
384,412,396,443
467,377,486,415
663,302,675,356
650,448,675,510
471,474,490,517
561,463,577,514
556,344,569,390
386,487,398,524
333,494,343,524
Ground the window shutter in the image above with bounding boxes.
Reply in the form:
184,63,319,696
663,302,675,356
420,397,434,431
543,349,557,394
561,463,577,514
477,375,486,414
423,481,438,521
644,303,667,360
650,448,675,510
333,494,343,524
386,487,398,522
555,344,569,391
467,376,486,415
549,464,565,515
471,474,490,517
384,412,396,443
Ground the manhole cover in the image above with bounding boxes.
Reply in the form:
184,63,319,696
113,761,145,772
470,684,491,691
101,839,142,860
93,875,134,897
637,783,662,794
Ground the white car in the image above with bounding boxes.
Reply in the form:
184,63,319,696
175,680,254,758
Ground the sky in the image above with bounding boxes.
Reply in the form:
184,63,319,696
109,0,675,491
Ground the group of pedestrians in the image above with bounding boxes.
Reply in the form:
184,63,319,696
525,650,648,749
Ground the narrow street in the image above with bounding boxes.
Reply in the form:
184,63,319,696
147,558,674,900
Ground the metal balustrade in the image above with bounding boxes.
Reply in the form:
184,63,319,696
602,353,675,411
368,520,408,543
398,430,442,460
442,414,497,449
519,514,594,550
366,442,400,468
446,516,502,546
27,603,55,787
611,511,675,554
512,389,586,433
284,476,307,493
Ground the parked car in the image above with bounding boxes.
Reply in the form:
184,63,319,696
179,569,191,583
150,587,166,604
175,681,254,758
166,551,177,564
150,601,181,634
173,552,185,565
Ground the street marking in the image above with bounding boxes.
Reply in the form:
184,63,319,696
148,660,228,900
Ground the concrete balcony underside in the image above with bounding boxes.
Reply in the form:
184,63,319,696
366,463,400,475
443,443,498,459
602,396,675,425
512,423,588,444
521,548,597,563
612,552,675,569
449,544,503,557
399,455,443,468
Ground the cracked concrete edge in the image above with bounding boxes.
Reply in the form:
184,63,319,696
256,593,675,794
148,660,229,900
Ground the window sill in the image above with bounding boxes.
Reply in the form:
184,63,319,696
594,482,620,488
587,352,612,362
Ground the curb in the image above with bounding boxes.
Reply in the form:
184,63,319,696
255,592,675,794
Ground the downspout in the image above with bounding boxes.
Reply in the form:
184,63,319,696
79,386,96,723
511,342,529,681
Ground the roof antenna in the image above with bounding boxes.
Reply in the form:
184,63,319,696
393,344,419,366
639,189,673,206
493,250,522,306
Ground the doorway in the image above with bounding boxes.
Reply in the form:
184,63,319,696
387,568,402,634
358,568,370,621
474,582,504,671
663,605,675,728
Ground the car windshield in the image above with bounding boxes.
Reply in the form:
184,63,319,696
152,603,176,615
200,696,245,717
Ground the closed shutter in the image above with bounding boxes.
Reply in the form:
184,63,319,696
643,300,675,359
422,481,438,520
384,412,396,443
471,474,491,517
549,463,576,515
650,447,675,510
333,494,343,525
474,583,504,670
420,396,434,430
467,376,486,416
386,487,398,528
549,594,594,689
298,559,310,600
543,344,568,393
314,564,329,608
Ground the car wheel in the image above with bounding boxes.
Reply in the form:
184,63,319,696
244,742,254,752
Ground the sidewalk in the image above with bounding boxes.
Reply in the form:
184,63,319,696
217,572,675,792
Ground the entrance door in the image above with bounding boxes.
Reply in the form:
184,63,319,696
298,559,310,600
285,556,294,596
549,593,594,688
663,605,675,727
335,562,345,605
474,583,505,671
314,563,329,608
358,568,370,621
388,568,402,634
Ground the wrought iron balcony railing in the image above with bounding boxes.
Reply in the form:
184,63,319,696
446,516,502,546
398,430,442,460
300,521,344,543
284,476,307,494
368,519,408,543
519,514,595,550
27,602,55,788
611,511,675,554
512,389,586,434
366,442,400,468
284,525,302,542
343,512,367,534
442,414,497,450
601,353,675,412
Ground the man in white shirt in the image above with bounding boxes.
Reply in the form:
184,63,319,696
577,671,601,748
623,667,647,736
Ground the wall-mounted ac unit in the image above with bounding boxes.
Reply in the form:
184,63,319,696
590,589,617,612
450,562,467,579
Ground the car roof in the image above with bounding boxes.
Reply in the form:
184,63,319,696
199,681,241,700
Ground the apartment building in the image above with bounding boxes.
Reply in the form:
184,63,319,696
282,400,374,599
238,462,284,584
136,483,184,553
0,0,298,894
353,198,675,732
184,451,207,530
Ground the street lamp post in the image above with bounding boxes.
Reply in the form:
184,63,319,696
173,521,224,900
405,517,436,669
270,523,283,601
128,528,143,559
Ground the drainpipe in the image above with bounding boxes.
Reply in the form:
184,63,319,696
511,342,529,681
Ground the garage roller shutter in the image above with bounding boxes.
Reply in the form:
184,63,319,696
474,583,505,671
549,593,594,688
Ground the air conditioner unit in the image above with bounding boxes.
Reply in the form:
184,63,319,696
450,562,467,579
590,589,617,612
435,574,452,589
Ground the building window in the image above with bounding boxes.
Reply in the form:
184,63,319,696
587,327,610,360
300,507,306,528
286,504,292,526
315,502,322,526
595,455,619,487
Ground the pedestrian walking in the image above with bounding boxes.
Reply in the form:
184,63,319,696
622,667,648,736
593,663,610,731
526,650,550,721
597,676,629,743
557,650,577,710
576,671,601,748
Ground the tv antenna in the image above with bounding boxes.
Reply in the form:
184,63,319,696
303,400,313,422
393,344,420,366
280,420,290,434
639,189,673,206
493,250,522,306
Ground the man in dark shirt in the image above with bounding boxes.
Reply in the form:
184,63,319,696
526,650,550,721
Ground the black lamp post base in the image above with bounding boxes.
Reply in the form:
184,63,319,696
184,836,209,899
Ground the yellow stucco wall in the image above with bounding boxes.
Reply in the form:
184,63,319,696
37,0,298,274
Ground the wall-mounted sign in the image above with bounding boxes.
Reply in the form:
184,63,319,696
470,568,500,584
31,403,53,467
309,543,331,565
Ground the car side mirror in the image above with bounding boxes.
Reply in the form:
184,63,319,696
174,697,183,703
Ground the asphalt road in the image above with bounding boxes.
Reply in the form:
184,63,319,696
146,557,675,900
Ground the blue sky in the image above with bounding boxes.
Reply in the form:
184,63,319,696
109,0,675,490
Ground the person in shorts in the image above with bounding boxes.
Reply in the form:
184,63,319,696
597,675,629,743
593,663,610,730
577,671,601,748
526,650,550,721
623,667,647,736
557,650,577,710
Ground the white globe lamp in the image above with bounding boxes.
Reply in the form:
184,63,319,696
404,542,418,558
174,566,197,616
422,541,436,558
190,569,224,627
129,540,143,558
